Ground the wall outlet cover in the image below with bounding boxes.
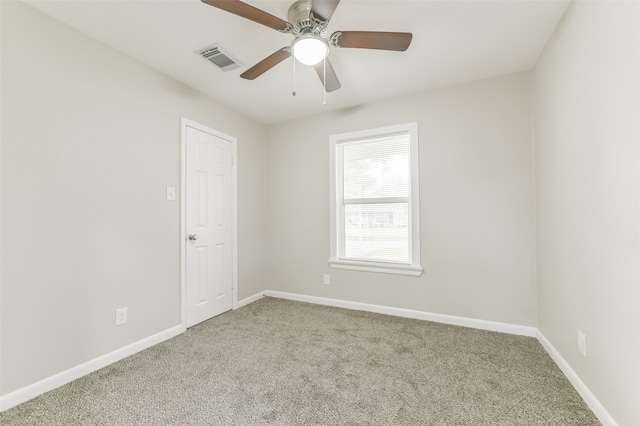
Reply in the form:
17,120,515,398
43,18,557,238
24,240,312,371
115,307,128,326
578,330,586,356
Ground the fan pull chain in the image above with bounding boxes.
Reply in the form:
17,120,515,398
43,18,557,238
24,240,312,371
292,56,297,96
322,56,327,106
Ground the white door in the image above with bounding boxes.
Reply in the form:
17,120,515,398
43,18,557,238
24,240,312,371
185,126,233,327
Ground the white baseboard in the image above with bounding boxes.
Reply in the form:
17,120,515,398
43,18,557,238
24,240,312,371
0,325,184,412
536,330,618,426
0,291,615,426
236,291,265,309
264,290,537,337
1,291,265,412
265,291,618,423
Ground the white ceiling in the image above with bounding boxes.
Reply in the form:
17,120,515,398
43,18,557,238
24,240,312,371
25,0,570,124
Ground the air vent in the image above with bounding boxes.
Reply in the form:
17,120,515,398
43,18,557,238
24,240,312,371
197,43,242,72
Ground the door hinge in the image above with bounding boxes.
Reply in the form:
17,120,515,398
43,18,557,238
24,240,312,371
231,156,234,166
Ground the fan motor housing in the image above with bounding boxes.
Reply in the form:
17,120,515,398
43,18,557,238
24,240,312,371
288,0,312,24
288,0,327,37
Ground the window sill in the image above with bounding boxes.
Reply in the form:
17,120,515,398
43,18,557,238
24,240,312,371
328,259,423,277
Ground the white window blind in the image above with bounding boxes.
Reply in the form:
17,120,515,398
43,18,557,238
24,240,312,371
341,133,410,263
329,123,422,276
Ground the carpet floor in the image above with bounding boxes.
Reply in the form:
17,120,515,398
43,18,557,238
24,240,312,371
1,297,600,425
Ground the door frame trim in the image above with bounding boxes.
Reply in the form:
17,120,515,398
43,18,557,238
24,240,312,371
180,117,238,330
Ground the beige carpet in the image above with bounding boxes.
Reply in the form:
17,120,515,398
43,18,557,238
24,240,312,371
0,297,600,425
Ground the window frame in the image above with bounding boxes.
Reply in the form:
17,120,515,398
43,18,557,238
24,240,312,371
329,122,423,277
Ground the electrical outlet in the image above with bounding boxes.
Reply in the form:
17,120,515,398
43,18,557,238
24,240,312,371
115,307,128,326
323,274,330,285
578,330,586,356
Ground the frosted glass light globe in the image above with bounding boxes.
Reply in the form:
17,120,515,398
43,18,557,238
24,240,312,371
292,35,329,66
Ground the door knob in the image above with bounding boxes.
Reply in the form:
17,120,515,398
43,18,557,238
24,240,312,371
188,234,198,241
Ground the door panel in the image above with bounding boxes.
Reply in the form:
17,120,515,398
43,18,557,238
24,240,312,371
186,126,233,327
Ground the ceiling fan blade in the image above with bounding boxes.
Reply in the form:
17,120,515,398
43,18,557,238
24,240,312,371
201,0,291,32
240,48,291,80
332,31,413,51
314,58,341,92
311,0,341,22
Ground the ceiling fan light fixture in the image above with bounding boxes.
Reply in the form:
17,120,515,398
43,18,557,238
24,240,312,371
292,34,328,65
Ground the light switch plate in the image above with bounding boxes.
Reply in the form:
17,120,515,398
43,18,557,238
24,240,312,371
166,186,176,201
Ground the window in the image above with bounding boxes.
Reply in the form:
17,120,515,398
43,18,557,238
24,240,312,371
329,122,422,276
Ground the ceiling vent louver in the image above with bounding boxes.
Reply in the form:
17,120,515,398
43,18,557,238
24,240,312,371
197,43,242,71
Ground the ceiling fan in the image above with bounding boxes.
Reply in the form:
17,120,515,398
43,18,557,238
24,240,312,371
201,0,413,93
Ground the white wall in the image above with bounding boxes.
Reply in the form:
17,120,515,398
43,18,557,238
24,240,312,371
4,1,638,423
266,72,537,327
532,1,640,425
0,1,266,395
